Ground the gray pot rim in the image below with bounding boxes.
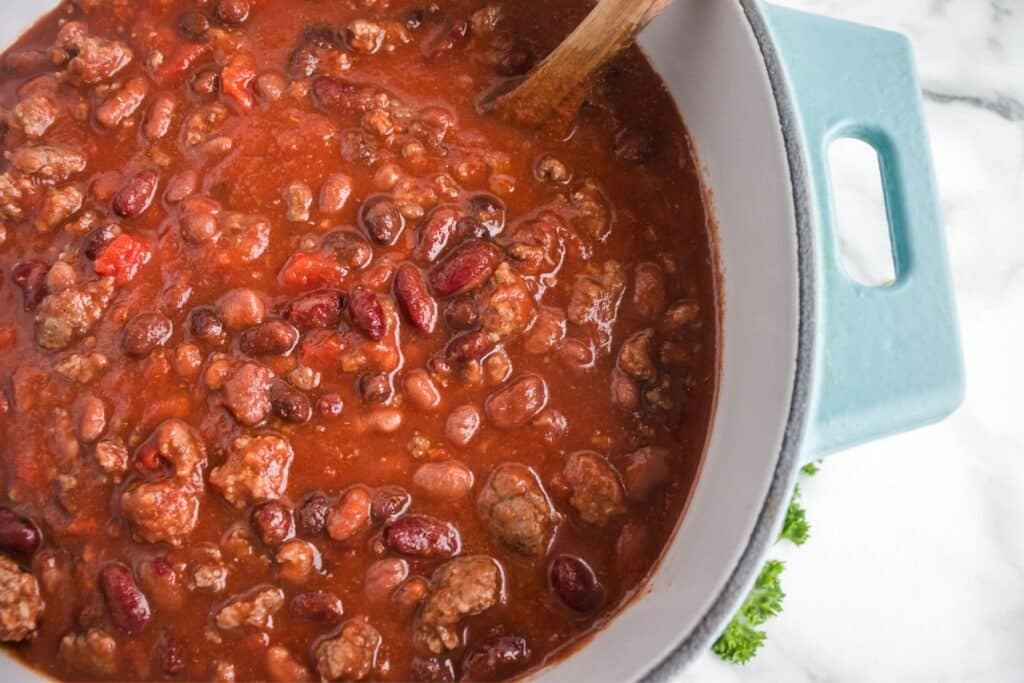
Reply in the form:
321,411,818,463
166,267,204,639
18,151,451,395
640,1,816,679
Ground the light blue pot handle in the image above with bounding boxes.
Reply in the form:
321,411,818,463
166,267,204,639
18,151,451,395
763,5,965,460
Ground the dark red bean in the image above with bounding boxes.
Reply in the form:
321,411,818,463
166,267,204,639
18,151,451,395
0,508,41,557
297,492,331,536
123,312,173,357
321,229,372,270
410,657,454,682
239,320,299,356
429,239,500,297
251,500,295,547
82,224,121,260
462,635,532,681
311,76,365,113
549,555,602,612
269,379,312,424
443,296,478,330
112,170,159,218
370,485,410,524
290,590,344,623
283,290,344,329
394,264,437,334
99,562,151,634
215,0,250,24
384,515,460,558
178,11,210,41
11,260,47,311
189,306,226,345
360,196,405,245
358,372,391,404
347,285,386,341
484,374,549,429
445,330,494,363
413,205,461,263
467,194,506,236
315,393,344,418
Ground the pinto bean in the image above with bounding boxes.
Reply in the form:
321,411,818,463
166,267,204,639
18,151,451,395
384,515,460,558
484,375,548,429
218,288,265,331
364,558,408,602
99,562,151,634
290,590,343,623
319,174,352,214
326,487,372,542
403,369,440,411
215,0,251,25
123,312,173,357
413,461,474,501
444,405,480,447
370,485,411,524
239,320,299,356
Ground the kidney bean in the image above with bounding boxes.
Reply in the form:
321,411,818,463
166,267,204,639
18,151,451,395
178,11,210,41
360,196,405,245
321,229,373,270
392,575,429,618
311,75,362,112
394,264,437,334
358,372,391,404
370,485,411,524
82,224,121,260
384,515,460,558
364,557,409,603
443,296,478,331
484,374,549,429
549,555,602,611
283,289,344,329
215,0,250,25
251,501,295,547
239,320,299,356
467,193,506,236
145,95,178,142
297,492,330,537
123,312,173,357
412,460,474,501
414,205,461,263
444,404,480,447
403,369,440,411
445,330,495,364
11,260,47,311
315,393,344,418
290,590,344,623
462,635,532,681
189,306,226,345
112,169,159,218
347,286,386,341
269,379,312,423
99,562,151,634
429,239,500,297
326,487,372,542
0,508,41,557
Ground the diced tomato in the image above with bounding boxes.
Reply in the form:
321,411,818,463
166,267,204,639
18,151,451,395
299,331,349,370
153,42,209,85
94,234,152,284
279,252,346,290
221,52,256,111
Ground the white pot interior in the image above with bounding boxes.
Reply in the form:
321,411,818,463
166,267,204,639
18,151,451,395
0,1,802,680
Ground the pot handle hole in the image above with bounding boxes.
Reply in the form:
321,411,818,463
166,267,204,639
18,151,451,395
764,5,965,459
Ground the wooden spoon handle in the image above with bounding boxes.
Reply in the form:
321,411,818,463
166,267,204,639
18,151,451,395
492,0,673,132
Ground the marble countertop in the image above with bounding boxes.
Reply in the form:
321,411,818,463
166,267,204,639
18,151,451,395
684,1,1024,681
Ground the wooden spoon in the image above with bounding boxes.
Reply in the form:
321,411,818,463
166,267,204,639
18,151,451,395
491,0,673,134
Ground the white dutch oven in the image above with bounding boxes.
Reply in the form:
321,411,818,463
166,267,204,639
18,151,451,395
0,1,964,681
